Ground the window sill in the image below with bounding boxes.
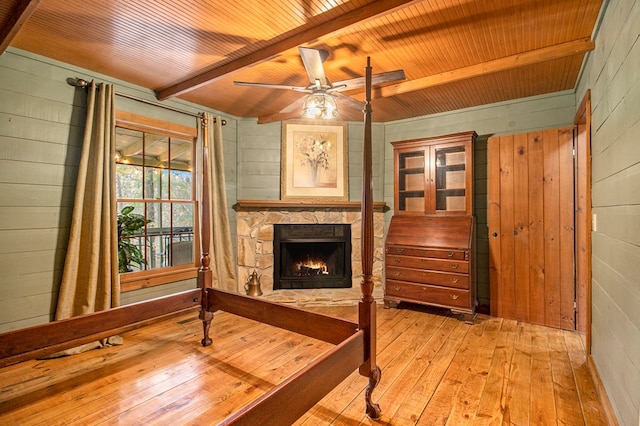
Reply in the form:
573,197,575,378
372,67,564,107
120,266,198,292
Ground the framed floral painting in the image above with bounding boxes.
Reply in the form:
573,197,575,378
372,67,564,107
281,120,348,201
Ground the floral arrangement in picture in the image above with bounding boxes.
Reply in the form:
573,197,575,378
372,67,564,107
294,134,333,187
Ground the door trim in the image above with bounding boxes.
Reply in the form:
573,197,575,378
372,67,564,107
574,89,592,352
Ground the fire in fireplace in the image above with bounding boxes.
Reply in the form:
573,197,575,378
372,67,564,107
273,224,352,289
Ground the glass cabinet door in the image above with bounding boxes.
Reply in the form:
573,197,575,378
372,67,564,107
392,131,475,216
397,149,426,213
433,144,467,213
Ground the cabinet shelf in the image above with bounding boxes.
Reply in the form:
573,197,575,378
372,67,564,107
436,188,465,195
436,163,465,172
399,167,425,174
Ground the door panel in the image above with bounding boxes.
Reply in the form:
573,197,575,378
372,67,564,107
488,127,575,330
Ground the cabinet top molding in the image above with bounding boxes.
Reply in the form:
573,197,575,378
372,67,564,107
391,130,477,146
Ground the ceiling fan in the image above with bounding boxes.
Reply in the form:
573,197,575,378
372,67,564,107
234,47,405,120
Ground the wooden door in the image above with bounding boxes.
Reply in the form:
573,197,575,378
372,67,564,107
488,127,575,330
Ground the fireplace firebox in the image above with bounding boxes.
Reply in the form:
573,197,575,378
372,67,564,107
273,224,352,290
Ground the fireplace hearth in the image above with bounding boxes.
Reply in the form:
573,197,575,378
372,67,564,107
273,224,352,290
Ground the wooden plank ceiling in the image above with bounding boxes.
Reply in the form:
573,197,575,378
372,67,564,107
0,0,602,123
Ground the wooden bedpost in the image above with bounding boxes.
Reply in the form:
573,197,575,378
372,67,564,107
199,113,213,347
359,57,382,419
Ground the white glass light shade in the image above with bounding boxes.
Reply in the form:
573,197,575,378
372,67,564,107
301,93,338,119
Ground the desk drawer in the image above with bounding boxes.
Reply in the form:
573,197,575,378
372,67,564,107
386,254,468,273
385,280,470,309
385,245,467,260
386,266,468,289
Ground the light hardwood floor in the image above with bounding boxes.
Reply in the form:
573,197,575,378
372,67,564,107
0,304,608,425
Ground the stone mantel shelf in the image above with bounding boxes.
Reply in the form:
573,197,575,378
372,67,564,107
234,199,389,212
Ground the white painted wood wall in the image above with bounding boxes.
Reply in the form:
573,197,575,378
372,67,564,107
576,0,640,424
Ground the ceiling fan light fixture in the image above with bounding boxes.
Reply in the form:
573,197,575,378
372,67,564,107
301,93,338,119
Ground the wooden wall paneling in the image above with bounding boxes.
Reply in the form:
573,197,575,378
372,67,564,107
237,120,284,201
0,226,67,255
513,133,530,322
487,137,501,317
0,206,72,231
542,129,562,328
528,131,546,326
544,131,562,323
0,182,74,209
0,268,59,299
499,135,515,319
0,249,65,281
0,111,83,149
558,127,576,330
0,158,72,187
0,135,77,166
0,290,57,331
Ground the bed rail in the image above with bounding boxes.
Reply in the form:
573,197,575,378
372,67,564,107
219,329,365,425
0,288,201,367
206,288,358,345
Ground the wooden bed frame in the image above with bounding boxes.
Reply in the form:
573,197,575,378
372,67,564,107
0,59,381,425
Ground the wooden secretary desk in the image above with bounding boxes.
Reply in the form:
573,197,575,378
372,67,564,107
384,131,477,322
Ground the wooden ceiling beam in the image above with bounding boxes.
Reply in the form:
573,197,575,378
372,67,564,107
0,0,41,55
363,37,595,99
155,0,419,101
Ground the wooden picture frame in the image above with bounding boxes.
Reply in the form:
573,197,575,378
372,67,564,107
281,120,348,201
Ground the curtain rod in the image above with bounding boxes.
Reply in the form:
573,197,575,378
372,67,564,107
69,78,226,125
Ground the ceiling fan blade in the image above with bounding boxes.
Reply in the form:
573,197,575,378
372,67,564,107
279,96,306,114
298,47,329,86
258,108,304,124
331,69,406,92
234,81,310,92
335,92,365,111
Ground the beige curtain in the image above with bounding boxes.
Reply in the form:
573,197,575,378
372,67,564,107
55,81,119,321
199,113,237,291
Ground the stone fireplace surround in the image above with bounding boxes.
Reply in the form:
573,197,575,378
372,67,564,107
235,200,387,306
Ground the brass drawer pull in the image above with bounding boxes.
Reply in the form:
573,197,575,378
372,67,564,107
394,258,401,264
450,277,459,284
450,294,459,300
392,271,401,276
396,248,405,253
451,263,459,269
447,252,455,257
393,286,400,291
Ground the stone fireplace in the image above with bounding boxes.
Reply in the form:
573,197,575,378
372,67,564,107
234,200,387,306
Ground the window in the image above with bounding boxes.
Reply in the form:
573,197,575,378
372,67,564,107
115,111,199,291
